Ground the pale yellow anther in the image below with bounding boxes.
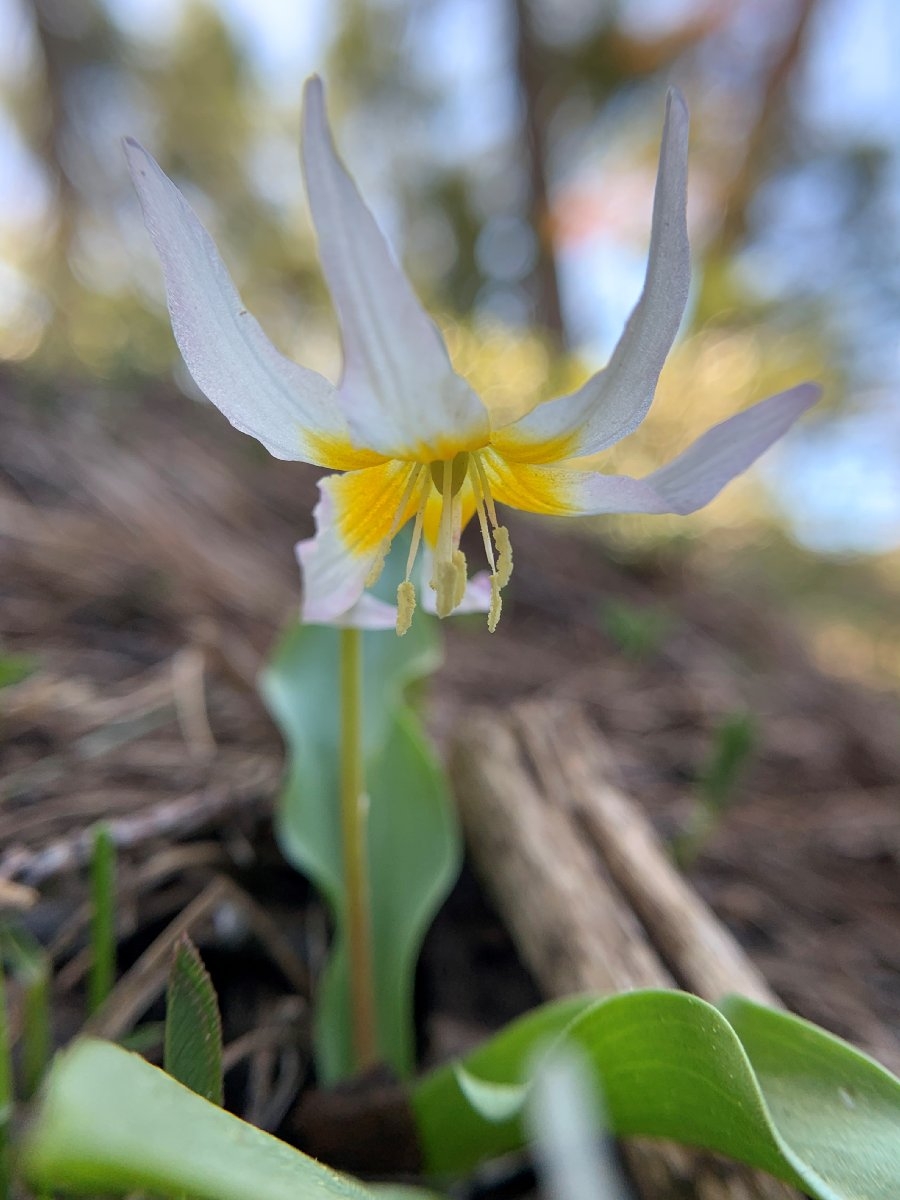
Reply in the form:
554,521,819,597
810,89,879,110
493,525,513,587
434,560,458,618
488,572,502,633
396,580,416,637
365,538,390,587
452,549,467,608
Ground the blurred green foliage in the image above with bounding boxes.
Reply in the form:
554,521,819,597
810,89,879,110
674,710,758,868
600,597,672,661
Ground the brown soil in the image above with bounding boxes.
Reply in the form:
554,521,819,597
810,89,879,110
1,372,898,1137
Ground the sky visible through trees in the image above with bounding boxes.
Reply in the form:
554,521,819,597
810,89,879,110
2,0,900,553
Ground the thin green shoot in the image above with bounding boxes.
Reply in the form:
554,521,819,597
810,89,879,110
0,967,12,1200
88,823,117,1016
0,650,35,690
600,599,672,661
3,925,52,1101
674,710,757,868
21,957,51,1103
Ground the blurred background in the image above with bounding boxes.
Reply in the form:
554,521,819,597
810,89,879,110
2,0,900,680
2,0,899,1087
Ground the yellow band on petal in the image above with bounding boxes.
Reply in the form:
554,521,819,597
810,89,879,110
332,460,422,558
305,429,391,472
488,425,580,466
480,451,580,516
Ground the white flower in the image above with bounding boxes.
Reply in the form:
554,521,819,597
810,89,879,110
126,77,819,634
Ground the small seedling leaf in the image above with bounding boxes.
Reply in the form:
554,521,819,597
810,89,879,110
164,936,224,1107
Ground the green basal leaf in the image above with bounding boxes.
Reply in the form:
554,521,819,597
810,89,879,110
20,1038,370,1200
412,989,900,1200
259,537,461,1083
721,995,900,1200
164,935,224,1106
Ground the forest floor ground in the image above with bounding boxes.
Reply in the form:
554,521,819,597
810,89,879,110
2,375,897,1155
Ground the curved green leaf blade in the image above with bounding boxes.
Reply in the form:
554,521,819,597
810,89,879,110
260,538,461,1082
722,994,900,1200
20,1038,370,1200
413,993,598,1166
412,989,900,1200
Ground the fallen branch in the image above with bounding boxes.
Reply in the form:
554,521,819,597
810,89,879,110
451,699,797,1200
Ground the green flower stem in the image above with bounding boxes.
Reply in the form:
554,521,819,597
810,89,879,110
339,627,377,1071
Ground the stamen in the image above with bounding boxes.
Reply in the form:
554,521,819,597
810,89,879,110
366,462,425,587
396,580,416,636
438,458,454,567
473,453,499,527
470,460,497,572
434,561,458,617
452,549,467,608
473,453,513,632
431,458,459,616
365,545,389,588
405,471,431,581
493,525,513,587
418,449,509,628
488,573,502,633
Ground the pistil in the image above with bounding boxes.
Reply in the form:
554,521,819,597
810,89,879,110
371,449,514,636
431,456,468,619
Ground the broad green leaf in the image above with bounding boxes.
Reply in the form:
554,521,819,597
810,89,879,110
164,935,224,1106
412,989,900,1200
259,537,461,1083
721,995,900,1200
20,1038,370,1200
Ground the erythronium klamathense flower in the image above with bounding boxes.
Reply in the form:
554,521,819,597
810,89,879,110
126,77,819,635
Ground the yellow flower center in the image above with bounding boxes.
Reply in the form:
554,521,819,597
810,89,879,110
368,450,513,635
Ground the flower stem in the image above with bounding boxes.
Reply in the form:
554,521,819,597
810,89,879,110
339,626,377,1071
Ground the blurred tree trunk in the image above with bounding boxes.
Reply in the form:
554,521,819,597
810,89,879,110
716,0,820,250
25,0,121,371
511,0,567,348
